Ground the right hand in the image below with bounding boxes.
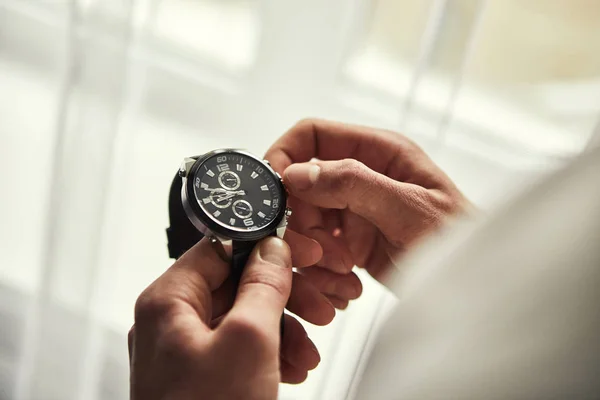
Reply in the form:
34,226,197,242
265,119,472,306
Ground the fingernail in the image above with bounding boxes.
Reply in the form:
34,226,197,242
258,237,292,268
284,163,320,191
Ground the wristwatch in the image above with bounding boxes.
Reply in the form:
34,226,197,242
166,148,292,297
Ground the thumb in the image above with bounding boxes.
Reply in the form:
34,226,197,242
222,237,292,336
284,159,444,241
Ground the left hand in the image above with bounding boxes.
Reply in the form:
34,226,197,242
129,237,321,399
265,119,470,309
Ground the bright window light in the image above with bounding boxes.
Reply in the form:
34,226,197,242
153,0,260,72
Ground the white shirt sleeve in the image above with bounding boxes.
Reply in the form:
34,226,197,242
354,147,600,400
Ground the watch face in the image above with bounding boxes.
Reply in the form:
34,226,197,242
191,151,284,233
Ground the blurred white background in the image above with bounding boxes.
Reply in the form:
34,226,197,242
0,0,599,399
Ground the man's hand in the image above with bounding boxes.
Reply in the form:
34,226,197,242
129,237,322,399
265,119,472,307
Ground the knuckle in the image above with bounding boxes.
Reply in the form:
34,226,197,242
330,159,366,195
134,290,176,323
293,118,317,132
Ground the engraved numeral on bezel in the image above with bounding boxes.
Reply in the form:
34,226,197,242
243,218,254,226
217,163,230,172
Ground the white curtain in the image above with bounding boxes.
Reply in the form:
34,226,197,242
1,1,598,399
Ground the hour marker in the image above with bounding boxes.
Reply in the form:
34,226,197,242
213,210,221,217
250,171,258,179
258,211,266,218
217,163,229,172
263,199,271,206
201,182,208,189
202,197,211,204
260,185,268,191
229,218,236,225
206,169,215,177
236,164,243,171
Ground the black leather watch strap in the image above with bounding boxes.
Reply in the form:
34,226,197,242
167,170,204,260
230,240,257,282
229,233,278,285
230,237,285,336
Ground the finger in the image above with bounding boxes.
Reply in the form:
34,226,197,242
284,160,447,244
265,119,401,176
280,314,320,372
299,267,363,301
284,194,353,274
211,232,323,320
264,118,443,187
215,270,337,327
211,276,237,320
325,295,349,310
322,209,343,235
286,272,335,326
284,229,323,268
281,359,309,384
222,237,293,337
308,228,355,274
134,237,229,327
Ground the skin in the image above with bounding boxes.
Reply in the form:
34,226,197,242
129,119,470,397
130,237,321,399
265,118,472,306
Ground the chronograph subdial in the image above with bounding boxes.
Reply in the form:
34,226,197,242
209,190,234,208
232,199,253,219
218,170,241,190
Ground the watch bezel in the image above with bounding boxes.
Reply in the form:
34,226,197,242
183,148,287,241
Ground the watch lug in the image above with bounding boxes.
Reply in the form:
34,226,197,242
276,226,287,239
275,210,289,239
179,157,196,177
209,235,233,260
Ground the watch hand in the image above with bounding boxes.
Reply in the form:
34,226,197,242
215,191,245,202
209,188,245,195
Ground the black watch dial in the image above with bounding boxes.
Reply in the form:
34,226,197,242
192,151,284,232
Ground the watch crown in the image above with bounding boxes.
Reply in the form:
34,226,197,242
285,207,292,217
178,168,186,178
